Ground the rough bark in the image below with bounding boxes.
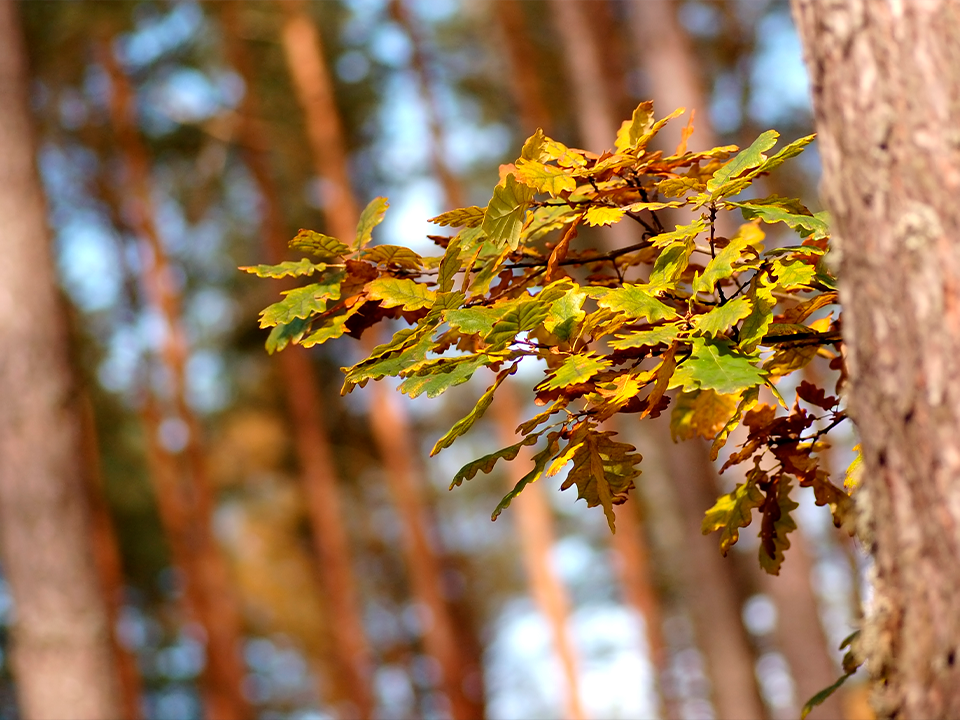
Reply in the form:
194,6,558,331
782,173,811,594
0,3,122,717
99,42,250,720
790,1,960,717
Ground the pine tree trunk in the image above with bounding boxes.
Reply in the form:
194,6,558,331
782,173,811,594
220,8,376,715
498,5,669,713
275,4,481,717
99,43,250,720
492,392,588,720
0,3,122,717
791,2,960,717
77,395,144,720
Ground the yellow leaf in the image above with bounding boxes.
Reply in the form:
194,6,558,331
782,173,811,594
584,206,626,227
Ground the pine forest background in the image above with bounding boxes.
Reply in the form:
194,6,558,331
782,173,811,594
6,1,869,719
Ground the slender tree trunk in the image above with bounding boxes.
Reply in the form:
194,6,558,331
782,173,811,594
495,0,553,136
388,0,466,209
220,8,376,716
276,4,481,717
78,395,144,720
99,42,250,720
791,2,960,717
655,429,768,720
492,392,587,720
0,4,122,717
497,5,669,714
760,536,842,720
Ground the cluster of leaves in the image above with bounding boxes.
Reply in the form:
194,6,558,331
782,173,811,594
245,102,854,574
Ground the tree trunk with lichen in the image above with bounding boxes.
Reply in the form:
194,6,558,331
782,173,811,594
791,1,960,717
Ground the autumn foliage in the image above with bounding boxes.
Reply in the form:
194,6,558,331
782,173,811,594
247,103,853,576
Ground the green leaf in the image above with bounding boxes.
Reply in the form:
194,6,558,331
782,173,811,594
773,258,817,289
399,354,491,399
240,259,329,279
693,223,763,295
482,174,535,251
493,432,563,520
707,129,780,195
701,472,765,554
615,101,655,152
559,428,642,533
670,338,765,395
658,177,703,198
521,128,546,161
711,386,760,460
610,323,682,349
450,434,541,489
545,285,587,342
265,317,309,354
670,389,740,441
429,206,486,228
693,296,752,338
355,197,389,250
342,327,436,390
649,239,694,285
648,218,708,248
800,672,855,720
300,303,363,348
738,274,777,352
584,206,626,227
524,203,582,243
367,277,437,311
289,229,350,260
437,235,463,292
598,284,679,323
517,399,569,435
258,273,345,328
540,354,611,391
515,158,578,195
431,367,514,455
485,299,552,349
446,306,508,335
727,196,829,239
758,476,799,575
362,245,423,269
754,133,816,178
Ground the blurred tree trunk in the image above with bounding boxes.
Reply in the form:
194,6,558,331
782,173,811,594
491,392,587,720
791,2,960,717
388,0,466,209
99,42,250,720
497,4,669,715
0,4,122,717
656,429,768,720
276,4,481,717
77,394,144,720
628,4,846,718
220,7,376,717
